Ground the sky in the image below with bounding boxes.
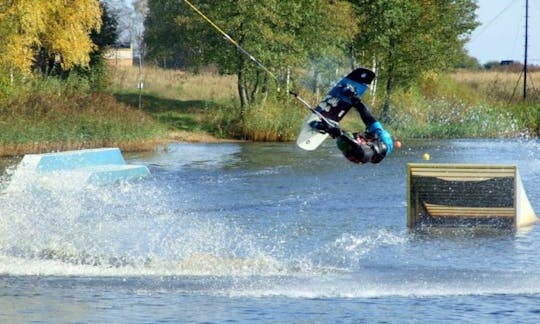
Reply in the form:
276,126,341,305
465,0,539,65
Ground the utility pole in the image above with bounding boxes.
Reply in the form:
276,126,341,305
523,0,529,99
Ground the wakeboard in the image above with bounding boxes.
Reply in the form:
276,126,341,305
296,68,375,151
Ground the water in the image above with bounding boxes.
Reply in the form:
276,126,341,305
1,139,540,323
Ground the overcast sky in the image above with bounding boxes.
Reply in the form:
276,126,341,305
466,0,539,64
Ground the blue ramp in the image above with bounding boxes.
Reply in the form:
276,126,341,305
6,148,150,191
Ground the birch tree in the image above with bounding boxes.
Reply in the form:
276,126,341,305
0,0,102,74
351,0,478,121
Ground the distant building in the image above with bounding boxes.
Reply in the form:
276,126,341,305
104,43,133,66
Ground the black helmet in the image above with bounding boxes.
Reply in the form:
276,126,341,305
369,139,387,163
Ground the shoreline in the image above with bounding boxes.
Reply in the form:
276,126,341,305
0,131,247,158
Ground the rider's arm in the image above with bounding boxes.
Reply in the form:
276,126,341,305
351,97,394,155
350,97,377,127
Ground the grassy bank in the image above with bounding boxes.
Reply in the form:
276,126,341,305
109,65,306,141
0,76,167,156
110,66,539,142
109,65,241,139
387,71,539,139
1,65,538,157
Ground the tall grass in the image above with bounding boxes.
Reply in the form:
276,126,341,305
109,65,307,141
4,65,536,157
109,65,237,102
111,66,539,142
387,71,539,139
450,70,540,103
0,75,166,156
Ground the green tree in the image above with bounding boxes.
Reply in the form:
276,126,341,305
144,0,356,112
351,0,478,122
303,1,359,97
144,0,199,68
454,49,482,70
82,2,119,89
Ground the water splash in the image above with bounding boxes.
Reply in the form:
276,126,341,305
0,167,408,280
304,228,407,271
0,170,289,277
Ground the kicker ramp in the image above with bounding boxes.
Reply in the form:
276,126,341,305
407,163,537,229
5,148,150,192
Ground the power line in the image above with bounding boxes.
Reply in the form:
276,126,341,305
469,0,519,43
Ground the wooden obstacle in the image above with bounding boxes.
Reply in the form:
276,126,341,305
407,163,537,229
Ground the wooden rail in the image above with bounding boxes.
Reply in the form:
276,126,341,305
407,163,536,229
423,203,515,218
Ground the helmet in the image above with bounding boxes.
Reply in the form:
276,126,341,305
368,139,387,163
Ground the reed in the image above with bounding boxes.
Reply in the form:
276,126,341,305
388,70,539,139
241,98,307,141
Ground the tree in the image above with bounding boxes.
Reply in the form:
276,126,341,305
454,49,482,70
0,0,102,75
302,1,359,97
144,0,196,68
78,1,120,89
144,0,356,112
351,0,478,122
92,2,119,53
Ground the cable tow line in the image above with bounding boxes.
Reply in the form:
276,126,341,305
182,0,322,117
288,90,338,127
183,0,278,83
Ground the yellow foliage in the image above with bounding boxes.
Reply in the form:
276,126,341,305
0,0,102,73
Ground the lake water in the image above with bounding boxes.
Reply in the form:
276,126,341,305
1,139,540,323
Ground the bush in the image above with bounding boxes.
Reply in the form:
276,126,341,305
0,75,166,155
385,71,539,139
241,97,307,141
